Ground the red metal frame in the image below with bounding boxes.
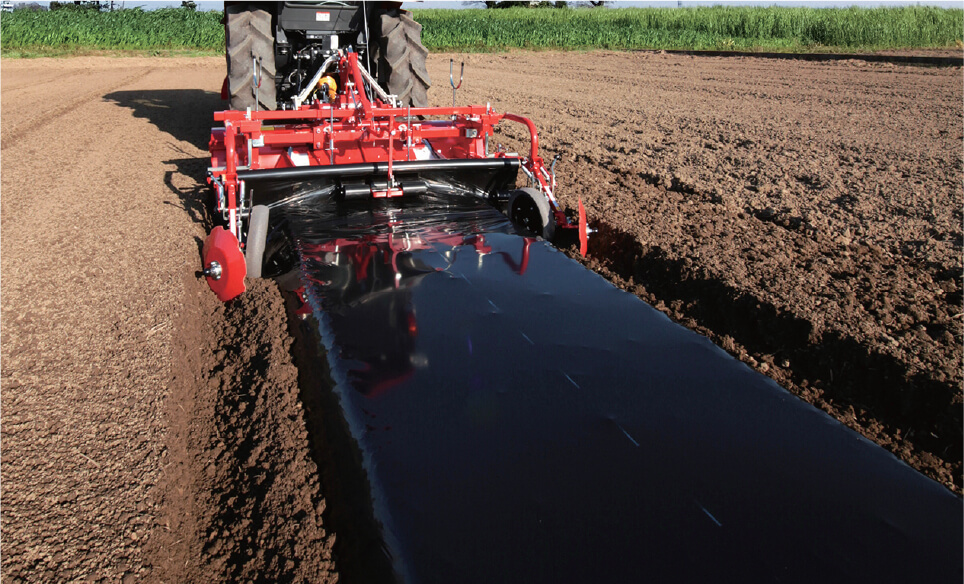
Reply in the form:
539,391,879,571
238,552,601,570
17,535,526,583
204,50,577,301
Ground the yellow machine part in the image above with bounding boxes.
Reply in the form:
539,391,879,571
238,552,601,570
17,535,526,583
318,76,338,101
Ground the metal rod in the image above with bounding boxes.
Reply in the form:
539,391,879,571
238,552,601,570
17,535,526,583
252,53,263,111
356,58,396,106
387,114,395,186
328,105,335,165
238,158,520,182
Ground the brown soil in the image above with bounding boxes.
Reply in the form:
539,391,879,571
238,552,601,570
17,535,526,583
871,48,963,58
1,58,335,583
0,51,960,581
436,50,962,492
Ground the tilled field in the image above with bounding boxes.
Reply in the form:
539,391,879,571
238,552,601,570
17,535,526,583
1,52,960,582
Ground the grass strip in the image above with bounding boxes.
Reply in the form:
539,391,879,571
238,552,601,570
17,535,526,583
416,6,964,52
1,7,223,53
1,5,961,57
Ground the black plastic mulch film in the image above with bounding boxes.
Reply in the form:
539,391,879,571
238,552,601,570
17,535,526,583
275,192,961,584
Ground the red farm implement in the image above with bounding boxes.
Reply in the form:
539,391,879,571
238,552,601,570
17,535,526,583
203,50,586,302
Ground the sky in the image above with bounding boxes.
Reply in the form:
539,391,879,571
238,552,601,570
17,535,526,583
82,1,964,11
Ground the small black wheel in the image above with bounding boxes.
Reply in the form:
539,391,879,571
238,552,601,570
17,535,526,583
508,188,555,241
245,205,269,279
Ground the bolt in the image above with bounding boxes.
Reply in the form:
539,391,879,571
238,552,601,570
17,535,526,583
202,261,222,281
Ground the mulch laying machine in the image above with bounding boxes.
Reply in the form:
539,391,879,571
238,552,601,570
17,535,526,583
202,49,587,301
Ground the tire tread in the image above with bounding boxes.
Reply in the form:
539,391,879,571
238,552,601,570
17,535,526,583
226,4,277,111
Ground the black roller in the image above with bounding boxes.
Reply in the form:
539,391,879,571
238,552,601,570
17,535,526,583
244,159,521,208
238,158,520,182
342,180,430,200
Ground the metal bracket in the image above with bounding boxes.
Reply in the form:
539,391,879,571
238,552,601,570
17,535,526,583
328,105,335,165
550,154,561,189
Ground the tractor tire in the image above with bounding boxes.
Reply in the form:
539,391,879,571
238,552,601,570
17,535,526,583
508,188,555,241
245,205,270,279
225,3,277,111
375,9,431,108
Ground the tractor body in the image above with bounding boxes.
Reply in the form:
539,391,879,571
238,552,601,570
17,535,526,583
203,3,582,301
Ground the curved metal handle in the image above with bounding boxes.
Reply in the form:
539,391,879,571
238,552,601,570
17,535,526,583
450,59,464,109
252,54,264,89
449,59,464,90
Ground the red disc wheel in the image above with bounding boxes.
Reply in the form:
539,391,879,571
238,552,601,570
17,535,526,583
202,227,247,302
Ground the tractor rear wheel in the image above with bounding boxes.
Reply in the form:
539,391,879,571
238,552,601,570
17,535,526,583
374,8,431,108
225,3,277,111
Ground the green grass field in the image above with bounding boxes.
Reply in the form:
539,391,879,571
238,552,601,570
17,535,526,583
0,6,223,56
417,5,964,52
1,5,961,57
